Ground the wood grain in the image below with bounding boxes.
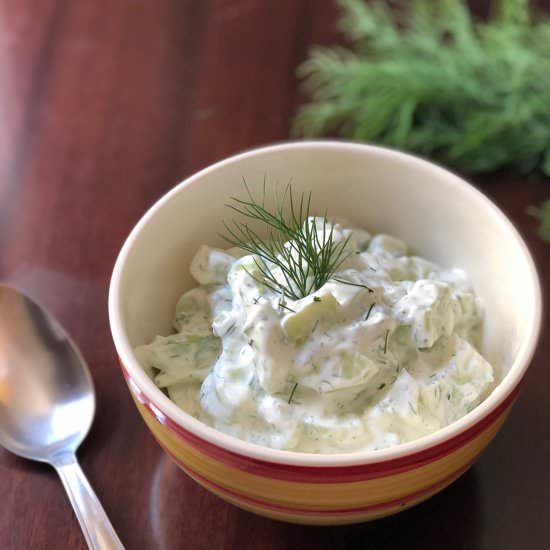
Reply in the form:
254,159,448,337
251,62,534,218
0,1,548,549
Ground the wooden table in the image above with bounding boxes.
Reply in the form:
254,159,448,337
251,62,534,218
1,1,548,548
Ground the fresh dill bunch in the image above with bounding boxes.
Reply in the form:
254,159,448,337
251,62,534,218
221,181,351,301
530,200,550,241
293,0,550,176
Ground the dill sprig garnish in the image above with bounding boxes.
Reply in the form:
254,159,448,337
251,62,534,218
221,181,351,300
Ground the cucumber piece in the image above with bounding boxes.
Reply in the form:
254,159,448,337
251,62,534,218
281,292,339,343
139,332,220,387
368,234,408,257
190,245,240,285
174,287,211,332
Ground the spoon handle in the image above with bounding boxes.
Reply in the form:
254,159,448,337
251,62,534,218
53,454,124,550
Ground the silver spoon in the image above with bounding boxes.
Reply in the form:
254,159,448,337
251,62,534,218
0,284,124,549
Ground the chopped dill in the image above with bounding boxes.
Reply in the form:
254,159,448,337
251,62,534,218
279,301,296,314
364,303,375,321
288,383,299,404
383,329,390,354
332,277,373,293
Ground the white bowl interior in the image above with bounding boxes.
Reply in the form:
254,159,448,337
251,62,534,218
110,142,541,461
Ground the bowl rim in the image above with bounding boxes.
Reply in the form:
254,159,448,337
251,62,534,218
108,140,542,467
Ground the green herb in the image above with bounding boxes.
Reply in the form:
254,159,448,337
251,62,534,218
294,0,550,177
332,277,373,292
313,296,322,302
221,181,351,300
364,303,375,321
311,319,320,333
278,301,296,314
383,329,390,354
288,382,299,404
378,382,386,390
224,323,236,337
529,200,550,242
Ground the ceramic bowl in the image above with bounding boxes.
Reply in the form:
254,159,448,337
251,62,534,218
109,141,541,524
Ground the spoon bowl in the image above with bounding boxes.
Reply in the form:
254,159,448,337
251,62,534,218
0,284,123,549
0,285,94,460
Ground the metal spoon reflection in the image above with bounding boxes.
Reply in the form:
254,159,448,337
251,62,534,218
0,284,124,549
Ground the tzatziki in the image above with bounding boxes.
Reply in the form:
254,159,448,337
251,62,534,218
136,218,494,453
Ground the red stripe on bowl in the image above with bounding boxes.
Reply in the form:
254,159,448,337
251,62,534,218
166,443,476,517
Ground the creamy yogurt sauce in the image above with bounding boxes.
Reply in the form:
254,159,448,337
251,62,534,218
136,219,494,453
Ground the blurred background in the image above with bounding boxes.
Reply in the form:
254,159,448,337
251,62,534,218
0,1,548,549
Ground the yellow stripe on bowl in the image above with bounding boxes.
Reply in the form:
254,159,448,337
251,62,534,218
134,395,510,512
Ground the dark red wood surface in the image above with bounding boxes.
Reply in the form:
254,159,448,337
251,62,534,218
1,1,549,549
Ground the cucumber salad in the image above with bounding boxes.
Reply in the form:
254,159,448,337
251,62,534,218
136,214,495,453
